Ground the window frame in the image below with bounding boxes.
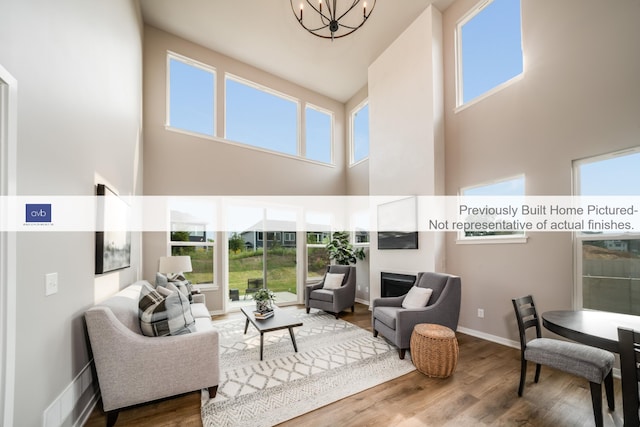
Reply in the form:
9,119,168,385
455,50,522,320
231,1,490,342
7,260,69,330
350,99,370,166
457,174,528,244
573,146,640,311
454,0,523,110
224,73,300,158
304,103,334,165
166,51,217,136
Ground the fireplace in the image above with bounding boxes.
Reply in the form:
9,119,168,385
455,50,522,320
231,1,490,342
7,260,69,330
381,272,416,297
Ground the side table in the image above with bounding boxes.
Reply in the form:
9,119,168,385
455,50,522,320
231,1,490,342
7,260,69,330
410,323,458,378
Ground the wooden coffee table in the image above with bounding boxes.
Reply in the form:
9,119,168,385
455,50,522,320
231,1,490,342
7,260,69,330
240,306,303,360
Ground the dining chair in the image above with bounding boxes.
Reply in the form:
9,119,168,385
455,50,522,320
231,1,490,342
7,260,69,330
617,327,640,427
512,295,615,427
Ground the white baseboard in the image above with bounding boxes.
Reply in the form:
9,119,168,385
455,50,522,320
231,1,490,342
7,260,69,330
456,326,520,350
43,361,97,427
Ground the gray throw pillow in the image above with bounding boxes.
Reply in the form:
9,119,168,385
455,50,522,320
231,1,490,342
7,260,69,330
138,283,195,336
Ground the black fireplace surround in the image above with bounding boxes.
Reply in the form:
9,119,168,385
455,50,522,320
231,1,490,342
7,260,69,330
380,272,416,297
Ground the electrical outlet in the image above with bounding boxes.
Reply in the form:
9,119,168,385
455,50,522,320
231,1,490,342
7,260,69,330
477,308,484,318
45,273,58,296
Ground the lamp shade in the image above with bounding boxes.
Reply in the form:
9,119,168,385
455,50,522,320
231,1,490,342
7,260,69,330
158,256,192,275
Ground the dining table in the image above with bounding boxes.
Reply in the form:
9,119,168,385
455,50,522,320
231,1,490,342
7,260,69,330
542,309,640,353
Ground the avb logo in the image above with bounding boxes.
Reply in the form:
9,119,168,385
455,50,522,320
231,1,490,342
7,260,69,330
26,204,52,223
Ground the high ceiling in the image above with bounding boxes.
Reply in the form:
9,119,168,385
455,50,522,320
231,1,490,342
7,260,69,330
139,0,454,103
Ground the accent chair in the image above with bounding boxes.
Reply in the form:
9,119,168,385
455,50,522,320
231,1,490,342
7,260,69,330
305,265,356,319
371,272,461,359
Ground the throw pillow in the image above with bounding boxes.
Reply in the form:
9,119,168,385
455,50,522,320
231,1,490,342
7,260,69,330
156,285,173,298
402,286,433,309
170,279,194,303
155,272,169,288
138,283,195,337
323,272,345,290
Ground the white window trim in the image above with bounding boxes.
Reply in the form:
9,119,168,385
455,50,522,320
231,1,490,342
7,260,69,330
165,51,217,133
456,174,528,244
168,234,216,287
304,102,334,165
572,146,640,310
454,0,524,110
349,99,369,166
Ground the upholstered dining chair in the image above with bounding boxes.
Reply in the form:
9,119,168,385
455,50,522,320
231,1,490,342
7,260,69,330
617,327,640,427
371,272,461,359
305,265,356,319
512,296,615,427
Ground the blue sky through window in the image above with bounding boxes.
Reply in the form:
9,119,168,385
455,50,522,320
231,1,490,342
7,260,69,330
305,106,332,163
169,58,214,135
352,103,369,163
579,152,640,196
225,77,297,156
460,0,523,104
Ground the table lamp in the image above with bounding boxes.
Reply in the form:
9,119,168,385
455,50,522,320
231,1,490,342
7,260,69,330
158,255,192,280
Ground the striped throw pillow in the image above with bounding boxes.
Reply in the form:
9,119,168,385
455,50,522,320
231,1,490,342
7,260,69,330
138,283,195,337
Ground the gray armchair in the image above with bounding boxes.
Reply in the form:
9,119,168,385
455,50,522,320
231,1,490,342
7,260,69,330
372,272,461,359
305,265,356,319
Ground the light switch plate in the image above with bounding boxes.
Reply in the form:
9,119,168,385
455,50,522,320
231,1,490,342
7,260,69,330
45,273,58,296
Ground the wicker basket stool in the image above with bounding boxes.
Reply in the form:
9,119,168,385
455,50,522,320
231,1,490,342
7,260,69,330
410,323,458,378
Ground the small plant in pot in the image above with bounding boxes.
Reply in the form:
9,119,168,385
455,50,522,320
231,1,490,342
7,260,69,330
326,231,366,265
253,288,276,313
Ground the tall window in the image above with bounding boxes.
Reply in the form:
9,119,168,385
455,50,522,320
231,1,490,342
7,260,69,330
460,175,526,241
225,75,298,156
351,101,369,164
167,54,215,136
305,105,332,164
574,148,640,314
456,0,523,107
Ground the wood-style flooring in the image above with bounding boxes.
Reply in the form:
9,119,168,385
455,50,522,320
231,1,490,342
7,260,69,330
85,303,624,427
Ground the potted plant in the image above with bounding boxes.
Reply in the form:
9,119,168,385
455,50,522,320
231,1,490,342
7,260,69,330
253,288,276,313
326,231,366,265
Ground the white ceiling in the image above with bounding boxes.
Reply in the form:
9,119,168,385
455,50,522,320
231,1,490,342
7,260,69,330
139,0,454,103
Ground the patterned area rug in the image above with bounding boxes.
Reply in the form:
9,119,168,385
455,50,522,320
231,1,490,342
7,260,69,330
201,307,415,427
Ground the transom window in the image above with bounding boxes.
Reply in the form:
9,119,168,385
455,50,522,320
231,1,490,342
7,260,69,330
305,104,332,164
225,75,298,156
167,53,215,136
351,101,369,164
456,0,523,107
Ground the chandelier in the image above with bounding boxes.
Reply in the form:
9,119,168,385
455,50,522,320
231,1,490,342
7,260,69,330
290,0,376,40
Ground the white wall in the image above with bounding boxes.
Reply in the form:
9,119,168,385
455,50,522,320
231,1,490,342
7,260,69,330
443,0,640,341
0,1,143,425
367,6,446,301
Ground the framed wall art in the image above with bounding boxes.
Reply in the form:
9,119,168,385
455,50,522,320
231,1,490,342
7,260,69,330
95,184,131,274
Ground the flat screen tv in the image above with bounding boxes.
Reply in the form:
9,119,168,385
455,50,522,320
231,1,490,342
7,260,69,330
377,197,418,250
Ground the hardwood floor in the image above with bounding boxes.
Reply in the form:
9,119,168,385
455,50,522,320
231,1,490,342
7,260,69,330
85,303,624,427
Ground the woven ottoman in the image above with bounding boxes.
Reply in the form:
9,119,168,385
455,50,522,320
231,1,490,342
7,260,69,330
410,323,458,378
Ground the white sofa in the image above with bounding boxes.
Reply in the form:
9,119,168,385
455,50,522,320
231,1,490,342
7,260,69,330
85,280,219,426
